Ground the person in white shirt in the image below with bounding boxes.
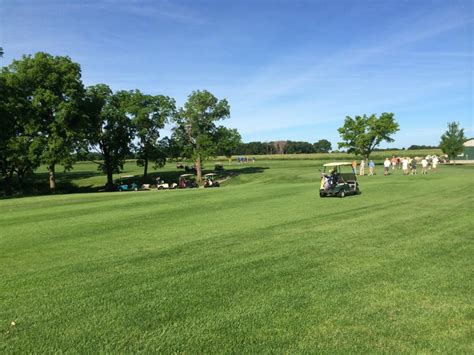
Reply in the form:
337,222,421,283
432,156,439,172
402,158,409,175
421,158,428,174
359,159,365,176
383,158,391,175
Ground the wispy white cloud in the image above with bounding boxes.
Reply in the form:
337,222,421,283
222,6,473,141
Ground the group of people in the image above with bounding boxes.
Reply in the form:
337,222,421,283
352,155,440,176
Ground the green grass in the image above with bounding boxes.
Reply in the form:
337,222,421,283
1,160,473,352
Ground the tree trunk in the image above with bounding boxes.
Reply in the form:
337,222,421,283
106,168,115,191
143,157,148,178
4,173,13,196
48,164,56,191
195,158,202,183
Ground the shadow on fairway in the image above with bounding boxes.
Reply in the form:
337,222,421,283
0,165,269,198
0,171,103,198
145,166,269,186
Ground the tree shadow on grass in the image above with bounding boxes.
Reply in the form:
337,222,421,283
0,165,269,198
0,171,103,198
144,165,269,186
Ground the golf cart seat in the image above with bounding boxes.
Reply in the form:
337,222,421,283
339,172,356,182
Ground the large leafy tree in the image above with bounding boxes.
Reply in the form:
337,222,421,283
173,90,231,182
440,122,466,163
84,84,135,190
119,90,176,178
0,71,40,195
338,113,399,158
313,139,332,153
216,127,242,160
4,52,86,190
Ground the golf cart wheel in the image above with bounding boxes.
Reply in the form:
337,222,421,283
215,182,220,187
339,190,346,198
157,186,164,190
319,192,326,198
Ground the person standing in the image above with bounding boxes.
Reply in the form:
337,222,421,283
384,158,391,175
402,157,409,175
351,160,357,174
432,155,439,172
411,158,417,175
359,159,365,176
421,158,428,174
391,156,397,170
368,160,375,176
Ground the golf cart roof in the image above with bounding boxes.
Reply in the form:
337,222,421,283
180,174,195,177
204,173,217,177
323,162,353,167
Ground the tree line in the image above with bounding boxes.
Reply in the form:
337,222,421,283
0,52,240,195
233,139,332,156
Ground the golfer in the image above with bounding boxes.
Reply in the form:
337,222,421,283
402,158,409,175
359,159,365,176
421,158,428,174
368,160,375,176
384,158,391,175
411,158,417,175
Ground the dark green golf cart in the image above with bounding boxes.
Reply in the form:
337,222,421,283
319,162,361,198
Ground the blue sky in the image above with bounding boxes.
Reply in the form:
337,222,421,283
1,0,473,148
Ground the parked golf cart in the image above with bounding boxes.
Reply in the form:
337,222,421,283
178,174,199,189
155,176,177,190
116,175,139,191
117,182,139,191
203,173,220,188
319,162,361,198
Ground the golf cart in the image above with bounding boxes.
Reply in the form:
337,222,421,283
203,173,220,188
116,175,139,191
319,162,360,198
156,177,177,190
117,182,139,191
178,174,199,189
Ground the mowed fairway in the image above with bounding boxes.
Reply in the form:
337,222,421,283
1,161,473,353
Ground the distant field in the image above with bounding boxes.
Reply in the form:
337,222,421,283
1,160,472,352
216,148,442,161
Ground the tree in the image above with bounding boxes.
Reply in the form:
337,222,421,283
1,62,48,195
216,127,242,160
4,52,86,190
84,84,135,190
173,90,231,182
313,139,332,153
119,90,176,178
440,122,465,164
337,113,399,158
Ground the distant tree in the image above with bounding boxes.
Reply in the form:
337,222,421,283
238,141,270,155
216,127,242,160
173,90,230,182
119,90,176,178
338,113,399,159
84,84,135,190
313,139,332,153
285,141,314,154
272,140,288,154
407,144,439,150
440,122,466,164
4,52,86,191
